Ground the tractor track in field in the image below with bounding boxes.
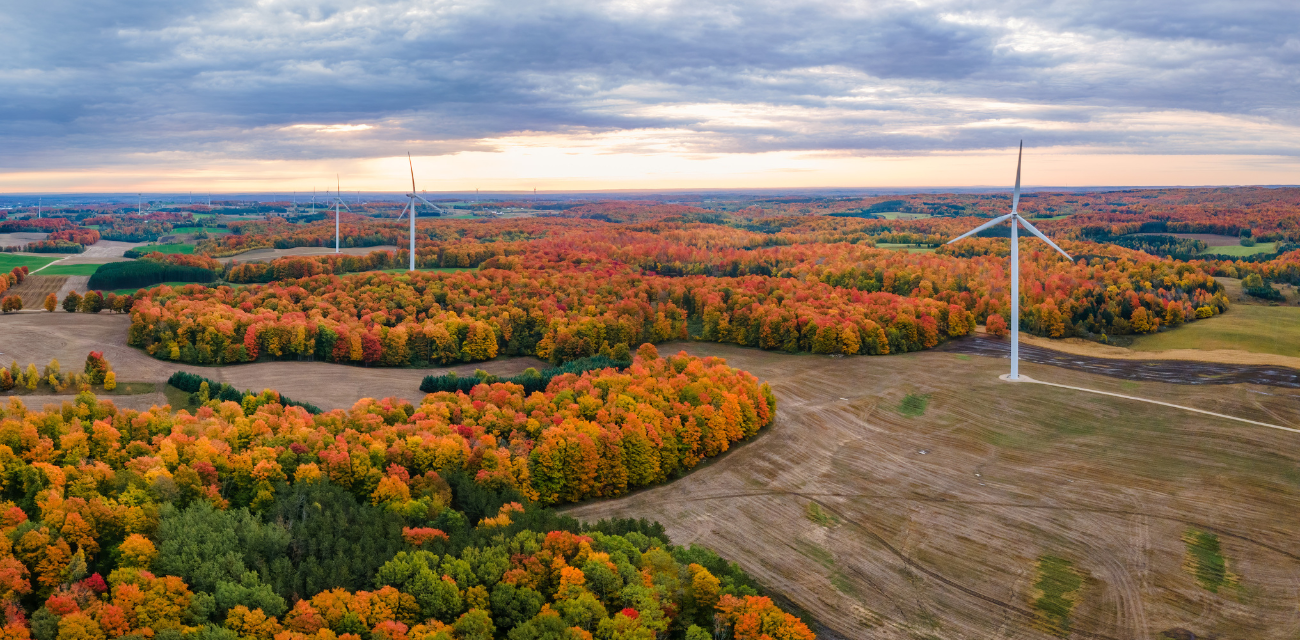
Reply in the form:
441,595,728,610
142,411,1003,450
807,497,1126,640
658,489,1300,561
938,334,1300,388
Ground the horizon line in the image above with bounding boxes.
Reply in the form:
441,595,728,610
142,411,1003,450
2,184,1298,199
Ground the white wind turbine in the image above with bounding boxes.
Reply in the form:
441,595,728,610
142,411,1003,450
395,153,446,271
946,142,1072,380
330,175,352,254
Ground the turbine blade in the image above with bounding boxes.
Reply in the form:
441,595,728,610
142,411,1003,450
416,194,438,208
1015,216,1073,260
1012,140,1023,215
408,152,417,195
945,213,1014,244
395,200,410,220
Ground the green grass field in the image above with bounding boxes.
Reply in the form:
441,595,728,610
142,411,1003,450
137,243,195,254
35,263,104,276
0,254,60,272
1130,305,1300,357
1205,242,1277,257
170,226,229,235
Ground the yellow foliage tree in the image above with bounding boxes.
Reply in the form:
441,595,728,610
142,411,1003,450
42,293,57,313
838,324,860,355
119,533,157,568
1164,302,1185,327
104,371,117,392
460,323,498,362
1130,307,1152,334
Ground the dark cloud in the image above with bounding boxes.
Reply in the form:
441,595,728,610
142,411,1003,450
1,0,1297,168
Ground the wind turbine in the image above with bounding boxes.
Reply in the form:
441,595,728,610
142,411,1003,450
946,141,1072,380
395,153,445,271
331,175,352,253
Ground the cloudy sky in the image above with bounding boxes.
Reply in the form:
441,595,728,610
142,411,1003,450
2,0,1298,192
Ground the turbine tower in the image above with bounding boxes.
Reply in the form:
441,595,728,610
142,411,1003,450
946,142,1072,380
395,153,444,271
331,175,352,254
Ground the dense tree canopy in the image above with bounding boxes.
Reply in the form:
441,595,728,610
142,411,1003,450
0,345,801,639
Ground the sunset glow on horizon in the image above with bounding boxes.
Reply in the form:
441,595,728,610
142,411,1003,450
2,1,1297,193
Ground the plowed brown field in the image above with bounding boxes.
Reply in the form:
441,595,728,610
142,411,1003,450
565,343,1300,639
3,275,67,309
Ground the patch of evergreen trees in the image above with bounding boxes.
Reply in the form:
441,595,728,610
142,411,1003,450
88,259,216,290
419,355,631,394
167,370,323,414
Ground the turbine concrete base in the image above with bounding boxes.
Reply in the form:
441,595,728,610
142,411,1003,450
998,373,1036,383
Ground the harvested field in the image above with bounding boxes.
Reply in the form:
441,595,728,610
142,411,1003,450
26,241,147,274
219,245,398,263
0,232,49,245
56,276,90,299
72,240,149,261
564,343,1300,639
0,313,548,410
3,275,67,308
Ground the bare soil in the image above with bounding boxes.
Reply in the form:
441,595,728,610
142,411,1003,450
0,313,548,410
1016,333,1300,370
220,245,399,264
56,240,149,264
56,277,91,299
947,334,1300,387
565,343,1300,639
3,275,68,309
0,232,49,245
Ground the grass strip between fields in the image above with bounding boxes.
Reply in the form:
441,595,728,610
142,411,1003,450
33,262,105,276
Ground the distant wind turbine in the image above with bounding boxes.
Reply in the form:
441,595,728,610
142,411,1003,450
946,142,1072,380
331,175,352,253
395,153,445,271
